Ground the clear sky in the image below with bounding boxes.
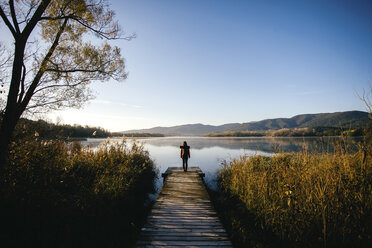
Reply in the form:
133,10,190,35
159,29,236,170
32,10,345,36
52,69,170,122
47,0,371,131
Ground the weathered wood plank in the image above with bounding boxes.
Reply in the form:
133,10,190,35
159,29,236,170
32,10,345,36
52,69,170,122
142,230,227,237
136,240,233,246
143,224,224,230
136,245,231,248
148,214,220,218
144,223,223,228
140,236,230,241
136,167,232,247
140,227,227,233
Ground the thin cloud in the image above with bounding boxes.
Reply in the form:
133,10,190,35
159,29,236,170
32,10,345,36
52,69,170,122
92,99,143,108
84,113,148,121
296,90,326,96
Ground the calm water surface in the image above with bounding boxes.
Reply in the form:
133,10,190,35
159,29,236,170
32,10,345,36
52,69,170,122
81,136,361,190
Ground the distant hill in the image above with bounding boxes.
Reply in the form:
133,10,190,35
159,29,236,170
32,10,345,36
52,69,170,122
229,111,369,132
122,111,370,135
122,123,241,136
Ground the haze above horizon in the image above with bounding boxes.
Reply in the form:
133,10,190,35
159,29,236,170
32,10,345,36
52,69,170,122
46,0,371,131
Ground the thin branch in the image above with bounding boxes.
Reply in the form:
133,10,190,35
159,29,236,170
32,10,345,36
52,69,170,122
33,82,83,94
40,15,135,41
73,17,132,40
358,88,372,116
0,46,13,68
45,68,106,73
40,14,75,21
27,99,66,109
18,0,39,25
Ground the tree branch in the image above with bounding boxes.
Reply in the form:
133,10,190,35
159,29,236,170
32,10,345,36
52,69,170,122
40,15,135,41
0,5,17,37
19,17,68,113
22,0,51,39
358,88,372,117
40,14,75,21
27,99,66,109
33,81,84,95
45,68,106,74
9,0,21,34
18,0,39,25
72,17,131,40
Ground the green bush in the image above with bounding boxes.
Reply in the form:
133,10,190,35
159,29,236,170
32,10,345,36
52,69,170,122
0,138,157,247
216,141,371,248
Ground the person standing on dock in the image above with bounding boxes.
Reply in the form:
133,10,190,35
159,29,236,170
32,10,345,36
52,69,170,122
180,141,191,172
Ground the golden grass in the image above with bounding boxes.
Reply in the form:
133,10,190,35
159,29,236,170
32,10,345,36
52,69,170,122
217,141,371,247
1,138,157,247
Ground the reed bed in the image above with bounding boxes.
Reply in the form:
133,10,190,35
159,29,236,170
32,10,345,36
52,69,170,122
0,138,157,247
216,141,371,247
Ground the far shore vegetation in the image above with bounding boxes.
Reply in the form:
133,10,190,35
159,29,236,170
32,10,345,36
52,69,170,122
15,118,111,139
113,132,165,138
206,126,365,137
15,118,164,140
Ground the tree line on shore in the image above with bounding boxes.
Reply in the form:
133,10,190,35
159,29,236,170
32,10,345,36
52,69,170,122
206,126,366,137
13,118,111,140
8,118,165,140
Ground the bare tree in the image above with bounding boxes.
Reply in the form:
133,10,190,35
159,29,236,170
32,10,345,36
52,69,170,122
0,0,133,167
359,87,372,117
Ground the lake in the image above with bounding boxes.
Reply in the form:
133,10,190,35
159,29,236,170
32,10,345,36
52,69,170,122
80,136,362,191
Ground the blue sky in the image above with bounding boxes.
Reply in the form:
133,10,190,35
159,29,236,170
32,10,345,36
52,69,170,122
48,0,371,131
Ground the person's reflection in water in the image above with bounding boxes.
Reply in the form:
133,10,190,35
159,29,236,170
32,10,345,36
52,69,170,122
180,141,190,172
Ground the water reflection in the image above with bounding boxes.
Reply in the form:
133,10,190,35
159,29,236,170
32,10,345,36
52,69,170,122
132,136,357,152
81,136,362,191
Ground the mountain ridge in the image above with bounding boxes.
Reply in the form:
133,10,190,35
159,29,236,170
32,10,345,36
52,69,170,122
122,111,369,135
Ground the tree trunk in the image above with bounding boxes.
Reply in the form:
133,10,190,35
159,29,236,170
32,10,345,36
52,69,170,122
0,39,26,168
0,113,18,167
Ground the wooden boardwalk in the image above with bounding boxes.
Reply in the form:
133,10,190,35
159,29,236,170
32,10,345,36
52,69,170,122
136,167,233,248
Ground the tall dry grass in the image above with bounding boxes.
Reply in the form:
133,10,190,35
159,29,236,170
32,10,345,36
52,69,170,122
0,138,157,247
217,140,371,247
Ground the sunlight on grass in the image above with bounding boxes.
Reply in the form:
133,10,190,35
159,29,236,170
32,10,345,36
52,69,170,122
216,139,371,247
1,138,158,247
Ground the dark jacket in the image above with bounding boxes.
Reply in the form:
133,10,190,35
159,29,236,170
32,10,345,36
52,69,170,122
180,145,190,159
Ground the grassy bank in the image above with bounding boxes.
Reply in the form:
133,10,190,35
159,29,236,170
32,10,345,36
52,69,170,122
0,138,157,247
212,140,371,247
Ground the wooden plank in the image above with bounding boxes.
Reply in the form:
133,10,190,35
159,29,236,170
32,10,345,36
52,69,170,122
143,221,223,226
140,236,230,241
135,167,232,247
140,231,229,237
140,227,227,233
136,240,233,246
142,227,225,232
143,225,226,230
137,246,232,248
147,216,221,220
